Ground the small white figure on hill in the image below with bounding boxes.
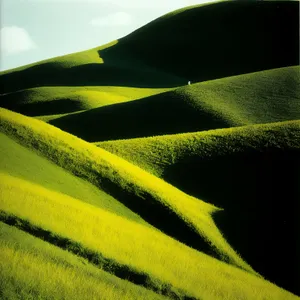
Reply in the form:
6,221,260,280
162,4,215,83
188,81,191,85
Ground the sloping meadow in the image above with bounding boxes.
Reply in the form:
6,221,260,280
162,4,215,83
1,108,299,299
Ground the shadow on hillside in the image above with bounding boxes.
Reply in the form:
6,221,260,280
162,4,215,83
0,61,185,94
1,1,298,95
163,148,300,295
94,175,222,263
99,1,299,84
0,97,84,116
0,211,196,300
50,91,231,142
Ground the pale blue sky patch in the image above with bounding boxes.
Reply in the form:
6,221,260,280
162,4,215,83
90,12,133,27
0,0,216,71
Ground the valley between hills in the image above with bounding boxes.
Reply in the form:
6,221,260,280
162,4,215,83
0,1,299,299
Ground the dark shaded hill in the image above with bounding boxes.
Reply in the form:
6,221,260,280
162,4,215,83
167,144,300,295
49,66,300,142
0,62,184,94
0,1,298,94
104,0,299,82
50,90,231,142
97,120,300,295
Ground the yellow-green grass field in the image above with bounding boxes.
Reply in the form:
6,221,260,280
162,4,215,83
0,131,145,224
0,1,299,298
0,172,298,300
0,107,252,273
97,120,300,294
0,222,167,300
0,86,172,118
48,66,300,142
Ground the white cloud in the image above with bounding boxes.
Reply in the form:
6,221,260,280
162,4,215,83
0,26,36,55
90,12,132,27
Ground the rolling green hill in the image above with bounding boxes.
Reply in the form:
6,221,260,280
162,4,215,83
106,0,299,82
0,132,145,224
0,0,299,298
97,120,300,294
1,108,299,300
49,66,300,142
0,86,171,117
0,1,298,94
0,107,251,273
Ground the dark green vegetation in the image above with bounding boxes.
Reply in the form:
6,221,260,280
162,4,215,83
49,66,300,142
0,1,298,94
0,86,171,117
106,1,299,82
0,1,299,299
98,120,300,294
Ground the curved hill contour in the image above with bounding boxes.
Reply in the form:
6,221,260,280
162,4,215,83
0,0,299,298
97,120,300,295
0,1,298,94
0,86,171,117
49,66,300,142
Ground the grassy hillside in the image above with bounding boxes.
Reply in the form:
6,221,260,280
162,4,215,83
1,172,298,300
0,1,299,298
0,1,298,94
96,120,300,177
0,222,166,300
0,132,145,224
0,42,184,94
0,86,172,117
49,66,300,142
97,120,300,295
0,107,251,273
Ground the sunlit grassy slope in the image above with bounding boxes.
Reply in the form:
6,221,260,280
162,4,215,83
0,1,299,298
96,120,300,177
1,172,298,300
97,120,300,295
0,1,298,93
49,66,300,142
0,107,252,274
0,222,167,300
0,86,172,117
1,108,298,299
0,132,145,224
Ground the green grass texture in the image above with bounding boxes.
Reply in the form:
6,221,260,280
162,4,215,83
97,119,300,294
0,171,297,300
0,86,172,117
0,107,252,273
0,222,168,300
0,1,299,298
48,66,300,142
0,132,145,224
1,108,299,299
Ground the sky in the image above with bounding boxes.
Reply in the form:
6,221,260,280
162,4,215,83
0,0,217,71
